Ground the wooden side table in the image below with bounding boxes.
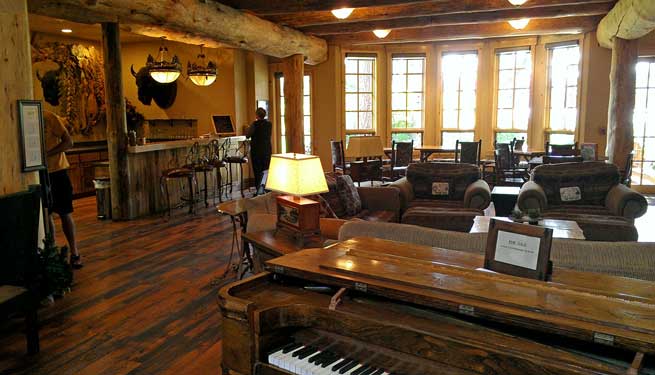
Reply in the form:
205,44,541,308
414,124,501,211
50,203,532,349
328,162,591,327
242,230,323,273
471,216,585,240
491,186,521,216
216,199,250,280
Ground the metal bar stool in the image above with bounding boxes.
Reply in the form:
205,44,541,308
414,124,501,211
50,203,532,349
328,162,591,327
208,139,230,203
184,142,216,208
223,139,250,198
160,166,198,217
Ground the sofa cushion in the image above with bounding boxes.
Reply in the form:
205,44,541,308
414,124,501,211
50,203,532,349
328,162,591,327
531,162,619,206
337,174,362,216
320,172,346,218
407,163,480,201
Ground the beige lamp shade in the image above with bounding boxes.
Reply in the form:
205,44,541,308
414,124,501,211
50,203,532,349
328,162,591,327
265,153,328,196
345,135,384,158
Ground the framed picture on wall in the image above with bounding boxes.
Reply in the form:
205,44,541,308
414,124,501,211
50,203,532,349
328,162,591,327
17,100,46,172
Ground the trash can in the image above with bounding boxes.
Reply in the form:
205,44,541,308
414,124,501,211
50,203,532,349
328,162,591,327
94,178,111,220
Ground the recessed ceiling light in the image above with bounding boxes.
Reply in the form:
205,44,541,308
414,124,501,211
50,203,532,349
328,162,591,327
508,18,530,29
372,29,391,39
507,0,528,5
61,28,73,33
331,8,354,19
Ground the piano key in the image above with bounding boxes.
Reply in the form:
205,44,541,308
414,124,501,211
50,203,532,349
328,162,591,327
283,342,303,353
352,365,370,375
331,358,351,371
276,345,306,372
369,370,385,375
320,354,340,367
361,368,379,375
343,364,364,375
339,361,360,374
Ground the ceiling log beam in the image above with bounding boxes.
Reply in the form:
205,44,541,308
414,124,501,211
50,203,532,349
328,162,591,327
27,0,328,64
266,0,615,28
597,0,655,49
218,0,432,15
326,15,602,45
302,2,613,35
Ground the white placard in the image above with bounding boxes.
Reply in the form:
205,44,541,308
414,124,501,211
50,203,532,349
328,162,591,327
560,186,581,202
22,104,43,168
432,182,449,196
494,230,541,270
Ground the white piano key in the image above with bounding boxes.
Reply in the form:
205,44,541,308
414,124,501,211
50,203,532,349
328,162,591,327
278,345,306,372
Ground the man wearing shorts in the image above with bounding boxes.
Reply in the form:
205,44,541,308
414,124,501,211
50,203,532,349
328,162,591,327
44,110,82,269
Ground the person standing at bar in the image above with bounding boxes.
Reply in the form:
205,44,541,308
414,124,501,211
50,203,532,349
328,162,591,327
44,110,82,269
246,108,272,196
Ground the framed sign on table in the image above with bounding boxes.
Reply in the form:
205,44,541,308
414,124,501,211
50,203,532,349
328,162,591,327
17,100,46,172
484,218,554,281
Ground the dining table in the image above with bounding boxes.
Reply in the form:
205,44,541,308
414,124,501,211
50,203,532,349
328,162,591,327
513,149,546,162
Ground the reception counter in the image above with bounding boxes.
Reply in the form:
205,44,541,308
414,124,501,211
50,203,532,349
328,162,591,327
124,136,249,219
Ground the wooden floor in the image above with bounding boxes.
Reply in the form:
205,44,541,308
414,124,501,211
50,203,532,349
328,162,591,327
0,195,244,375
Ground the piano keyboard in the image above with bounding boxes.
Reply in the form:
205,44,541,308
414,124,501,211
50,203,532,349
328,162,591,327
268,341,397,375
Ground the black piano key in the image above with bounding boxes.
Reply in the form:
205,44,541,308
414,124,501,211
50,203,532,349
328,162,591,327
369,370,385,375
282,342,302,354
339,360,359,374
361,367,379,375
292,346,314,358
307,351,325,364
321,354,340,367
352,365,371,375
298,347,318,360
332,358,351,371
313,351,330,365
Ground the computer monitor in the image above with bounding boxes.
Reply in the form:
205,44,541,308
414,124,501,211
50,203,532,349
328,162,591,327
211,115,235,137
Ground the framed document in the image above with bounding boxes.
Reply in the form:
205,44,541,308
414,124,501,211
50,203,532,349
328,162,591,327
17,100,46,172
580,143,598,161
484,219,554,281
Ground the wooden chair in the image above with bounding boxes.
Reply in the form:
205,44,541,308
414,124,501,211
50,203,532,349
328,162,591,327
546,141,579,156
1,188,41,355
455,139,481,166
494,143,527,186
542,155,584,164
388,140,414,180
510,137,528,169
330,139,349,174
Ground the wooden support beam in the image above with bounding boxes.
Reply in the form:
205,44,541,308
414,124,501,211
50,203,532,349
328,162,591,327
301,2,612,35
219,0,420,15
606,37,637,170
327,16,602,45
282,55,305,154
597,0,655,49
27,0,328,65
266,0,614,28
101,23,131,220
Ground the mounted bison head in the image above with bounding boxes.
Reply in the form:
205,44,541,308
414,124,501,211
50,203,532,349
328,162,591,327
130,59,177,109
36,67,63,106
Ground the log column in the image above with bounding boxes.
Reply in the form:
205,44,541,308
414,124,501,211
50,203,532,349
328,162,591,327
101,23,131,220
607,37,638,169
282,54,305,154
0,0,39,195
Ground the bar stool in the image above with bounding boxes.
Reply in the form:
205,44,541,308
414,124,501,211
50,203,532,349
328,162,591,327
160,166,197,217
184,142,217,208
208,139,230,203
223,139,250,198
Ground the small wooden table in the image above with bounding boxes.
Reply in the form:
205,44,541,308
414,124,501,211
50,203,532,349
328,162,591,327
242,230,323,273
490,186,521,216
471,216,585,240
416,145,455,162
216,199,250,279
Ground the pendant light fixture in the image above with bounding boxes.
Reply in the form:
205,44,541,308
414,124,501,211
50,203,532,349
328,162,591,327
507,0,528,5
147,38,182,84
508,18,530,29
331,8,354,19
372,29,391,39
187,45,217,87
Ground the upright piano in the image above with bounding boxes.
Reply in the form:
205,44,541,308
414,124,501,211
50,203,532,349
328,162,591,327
219,237,655,375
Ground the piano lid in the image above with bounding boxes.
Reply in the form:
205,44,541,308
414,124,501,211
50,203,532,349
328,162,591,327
264,237,655,354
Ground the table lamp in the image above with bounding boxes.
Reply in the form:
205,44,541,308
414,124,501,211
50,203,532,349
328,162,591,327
345,135,384,160
265,153,329,245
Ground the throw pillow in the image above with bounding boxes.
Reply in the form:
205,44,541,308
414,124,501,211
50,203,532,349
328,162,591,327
336,174,362,217
321,172,347,218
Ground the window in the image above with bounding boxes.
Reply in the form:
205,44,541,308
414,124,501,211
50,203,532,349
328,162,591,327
547,44,580,143
441,52,478,148
278,75,312,154
632,59,655,186
496,49,531,144
391,56,425,145
345,55,376,135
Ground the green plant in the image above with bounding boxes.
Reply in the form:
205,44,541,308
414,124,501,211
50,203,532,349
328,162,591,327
38,234,73,298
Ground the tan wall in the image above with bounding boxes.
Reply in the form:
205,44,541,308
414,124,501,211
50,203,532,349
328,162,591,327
298,31,619,167
122,40,237,136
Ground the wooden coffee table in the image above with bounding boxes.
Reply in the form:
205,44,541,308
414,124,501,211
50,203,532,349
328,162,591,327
242,230,324,273
471,216,585,240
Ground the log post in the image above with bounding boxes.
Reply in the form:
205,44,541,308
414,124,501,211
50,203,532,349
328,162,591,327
282,54,305,154
0,0,39,195
101,23,131,220
606,37,637,169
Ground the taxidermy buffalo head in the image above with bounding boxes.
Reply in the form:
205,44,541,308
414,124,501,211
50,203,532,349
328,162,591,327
130,60,177,109
36,67,63,106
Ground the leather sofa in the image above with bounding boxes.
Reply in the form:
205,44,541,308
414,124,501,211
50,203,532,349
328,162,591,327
517,161,647,241
389,163,491,232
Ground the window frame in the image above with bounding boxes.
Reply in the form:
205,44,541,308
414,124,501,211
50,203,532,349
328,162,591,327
632,56,655,187
438,49,480,147
389,54,426,146
275,72,314,154
544,41,583,143
343,53,378,137
492,47,534,144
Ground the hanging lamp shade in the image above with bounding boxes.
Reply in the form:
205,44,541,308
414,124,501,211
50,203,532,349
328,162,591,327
187,45,217,87
147,40,182,84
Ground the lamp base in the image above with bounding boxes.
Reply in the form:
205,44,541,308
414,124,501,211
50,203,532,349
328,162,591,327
275,195,321,247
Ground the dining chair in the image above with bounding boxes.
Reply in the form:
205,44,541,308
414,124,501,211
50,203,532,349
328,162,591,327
545,141,579,156
455,139,482,166
330,139,349,174
389,140,414,180
494,143,528,186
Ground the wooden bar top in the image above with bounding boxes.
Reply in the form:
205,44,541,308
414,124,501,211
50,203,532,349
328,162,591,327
127,135,247,154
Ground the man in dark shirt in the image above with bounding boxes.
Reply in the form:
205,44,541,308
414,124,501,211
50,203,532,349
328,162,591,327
246,108,272,195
